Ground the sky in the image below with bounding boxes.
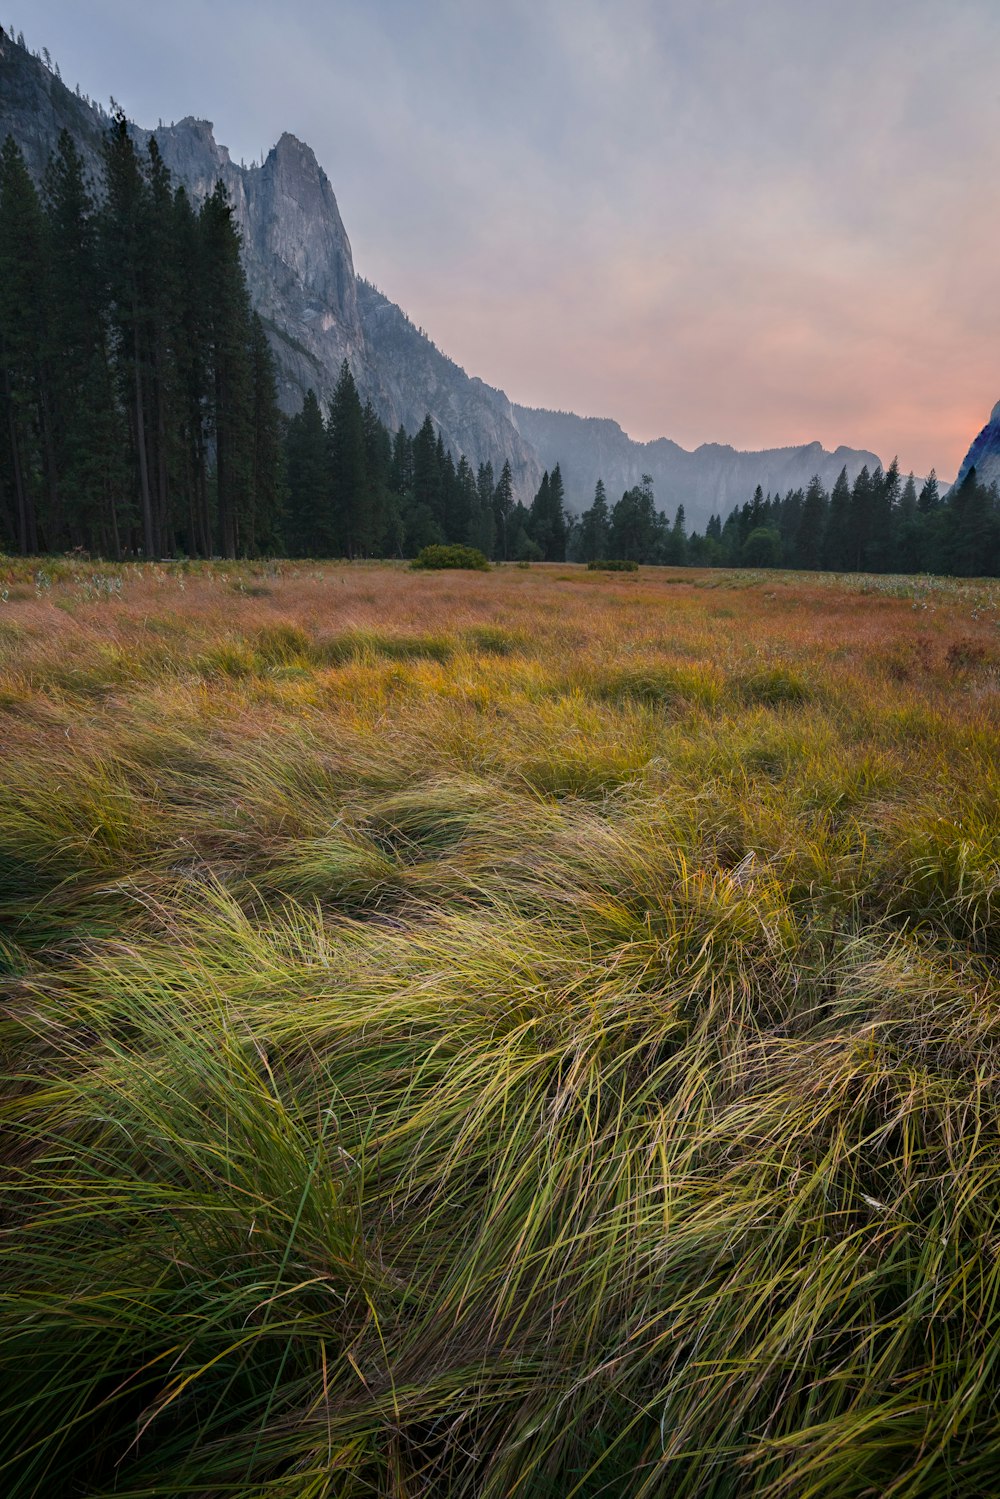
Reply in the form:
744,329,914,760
12,0,1000,479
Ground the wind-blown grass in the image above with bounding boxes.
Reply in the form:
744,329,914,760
2,559,1000,1495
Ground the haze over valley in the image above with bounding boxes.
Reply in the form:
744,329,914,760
6,9,989,529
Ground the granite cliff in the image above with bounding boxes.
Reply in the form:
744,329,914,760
1,29,888,524
0,32,541,499
953,402,1000,494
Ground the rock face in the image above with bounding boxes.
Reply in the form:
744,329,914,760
138,121,367,412
356,281,540,501
0,28,106,180
0,32,543,496
2,28,888,522
514,406,883,525
953,402,1000,493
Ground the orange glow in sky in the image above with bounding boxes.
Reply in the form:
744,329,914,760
17,0,1000,480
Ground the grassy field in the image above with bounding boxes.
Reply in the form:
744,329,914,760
2,557,1000,1497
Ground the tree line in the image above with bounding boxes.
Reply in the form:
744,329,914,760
564,463,1000,577
3,111,996,576
0,117,573,564
0,122,286,558
284,379,581,564
695,462,1000,576
284,375,515,561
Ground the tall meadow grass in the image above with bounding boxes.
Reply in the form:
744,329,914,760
2,560,1000,1495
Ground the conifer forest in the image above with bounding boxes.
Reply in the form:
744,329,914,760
3,117,1000,573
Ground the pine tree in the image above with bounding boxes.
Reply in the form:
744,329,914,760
776,488,802,565
528,470,551,555
0,135,47,552
468,460,495,556
847,465,875,571
434,431,450,536
527,465,569,561
899,472,917,522
823,466,851,570
360,396,393,556
748,484,766,531
45,129,126,555
946,467,999,577
0,114,286,558
325,360,366,555
895,472,920,572
390,427,413,499
284,390,328,554
440,445,458,541
609,474,658,561
796,475,827,570
918,470,940,513
101,111,160,555
453,455,476,548
492,460,514,561
577,478,609,561
411,414,443,542
248,313,284,553
199,180,252,557
866,457,898,572
144,135,183,550
670,503,687,566
172,185,211,555
376,416,406,556
546,463,568,560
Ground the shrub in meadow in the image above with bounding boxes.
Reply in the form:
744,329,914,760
587,557,639,571
411,543,490,571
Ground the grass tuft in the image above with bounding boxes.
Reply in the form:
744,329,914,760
3,559,1000,1495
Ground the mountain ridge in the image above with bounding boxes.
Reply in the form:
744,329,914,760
1,27,889,524
512,405,883,521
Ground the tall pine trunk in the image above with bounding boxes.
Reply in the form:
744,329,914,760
36,372,62,547
216,365,235,559
3,364,35,554
132,320,155,557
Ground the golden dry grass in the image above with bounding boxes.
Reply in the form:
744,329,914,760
2,558,1000,1497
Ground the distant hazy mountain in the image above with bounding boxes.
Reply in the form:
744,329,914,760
1,28,886,524
513,406,882,524
952,402,1000,493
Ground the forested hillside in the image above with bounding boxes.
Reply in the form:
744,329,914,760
2,104,998,572
0,121,533,561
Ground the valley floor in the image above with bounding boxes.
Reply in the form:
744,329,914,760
2,559,1000,1497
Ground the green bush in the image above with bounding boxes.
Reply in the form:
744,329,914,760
411,544,490,571
741,527,783,568
587,558,639,572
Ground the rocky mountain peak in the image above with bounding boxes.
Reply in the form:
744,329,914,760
174,117,224,152
142,117,232,197
271,132,318,167
954,402,1000,492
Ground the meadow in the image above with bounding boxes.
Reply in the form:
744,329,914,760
2,556,1000,1497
